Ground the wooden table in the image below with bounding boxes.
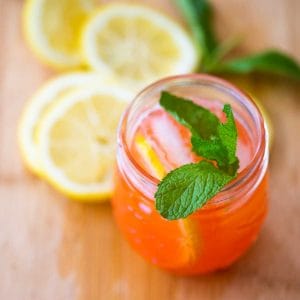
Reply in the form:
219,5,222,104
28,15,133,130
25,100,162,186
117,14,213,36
1,0,300,299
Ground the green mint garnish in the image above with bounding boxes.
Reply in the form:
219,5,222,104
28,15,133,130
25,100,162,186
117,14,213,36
155,92,239,220
155,161,232,220
214,50,300,80
159,92,239,175
174,0,218,66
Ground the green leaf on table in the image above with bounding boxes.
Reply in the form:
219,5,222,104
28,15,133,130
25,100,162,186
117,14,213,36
174,0,218,64
214,50,300,80
204,35,244,71
155,161,232,220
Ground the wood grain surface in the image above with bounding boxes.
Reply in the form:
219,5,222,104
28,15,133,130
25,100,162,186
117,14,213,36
1,0,300,299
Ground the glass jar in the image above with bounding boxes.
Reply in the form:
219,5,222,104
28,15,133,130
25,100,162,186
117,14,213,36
112,74,269,275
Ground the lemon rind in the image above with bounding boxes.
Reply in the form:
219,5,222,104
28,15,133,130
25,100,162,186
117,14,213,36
36,86,132,200
18,72,107,175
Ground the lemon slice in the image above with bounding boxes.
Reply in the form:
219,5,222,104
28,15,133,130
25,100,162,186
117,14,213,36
37,86,130,201
23,0,97,68
134,134,199,265
18,72,107,175
82,4,199,89
135,133,166,180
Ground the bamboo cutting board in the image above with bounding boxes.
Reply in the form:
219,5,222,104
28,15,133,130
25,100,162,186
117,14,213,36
1,0,300,299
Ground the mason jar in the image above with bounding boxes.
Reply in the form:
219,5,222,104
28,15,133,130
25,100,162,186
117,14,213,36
112,74,269,275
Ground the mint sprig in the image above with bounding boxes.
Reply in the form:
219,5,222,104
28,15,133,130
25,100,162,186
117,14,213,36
160,92,239,176
155,92,239,220
155,161,232,220
175,0,218,66
175,0,300,80
214,50,300,80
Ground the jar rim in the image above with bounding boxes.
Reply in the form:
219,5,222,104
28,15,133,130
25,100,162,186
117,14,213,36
118,73,268,206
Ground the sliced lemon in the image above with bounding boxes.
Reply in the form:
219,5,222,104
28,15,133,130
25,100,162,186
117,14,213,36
36,86,131,201
135,133,166,180
134,133,200,265
23,0,97,68
82,4,199,89
18,72,110,175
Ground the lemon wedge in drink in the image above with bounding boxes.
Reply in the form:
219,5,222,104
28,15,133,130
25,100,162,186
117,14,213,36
135,133,166,180
35,86,131,201
18,72,106,175
23,0,97,68
135,134,199,265
81,4,199,89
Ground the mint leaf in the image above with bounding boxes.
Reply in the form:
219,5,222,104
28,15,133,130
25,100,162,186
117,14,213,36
160,92,239,175
160,91,219,138
174,0,218,66
191,135,227,168
156,92,239,220
155,161,232,220
218,104,237,161
218,104,239,175
204,35,244,72
214,50,300,80
175,0,300,81
174,0,239,71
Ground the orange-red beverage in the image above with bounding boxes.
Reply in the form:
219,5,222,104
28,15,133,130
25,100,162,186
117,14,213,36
112,74,269,275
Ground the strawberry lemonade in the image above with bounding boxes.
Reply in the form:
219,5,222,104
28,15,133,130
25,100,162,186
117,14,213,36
112,74,269,274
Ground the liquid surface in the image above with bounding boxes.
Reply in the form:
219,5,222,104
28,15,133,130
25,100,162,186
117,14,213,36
112,101,268,274
131,104,254,179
